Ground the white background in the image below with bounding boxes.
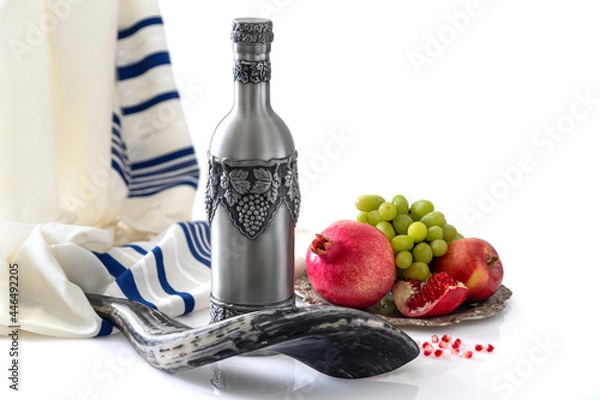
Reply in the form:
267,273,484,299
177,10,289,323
166,1,600,397
5,0,600,399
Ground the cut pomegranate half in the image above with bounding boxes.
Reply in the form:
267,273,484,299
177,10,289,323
392,272,469,318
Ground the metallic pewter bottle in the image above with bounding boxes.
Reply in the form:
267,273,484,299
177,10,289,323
205,18,300,323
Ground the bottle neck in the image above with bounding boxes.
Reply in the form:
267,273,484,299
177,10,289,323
233,80,270,111
232,43,272,111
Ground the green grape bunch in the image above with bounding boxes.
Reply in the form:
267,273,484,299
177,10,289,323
355,194,463,282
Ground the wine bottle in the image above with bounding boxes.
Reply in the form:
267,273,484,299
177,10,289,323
205,18,300,323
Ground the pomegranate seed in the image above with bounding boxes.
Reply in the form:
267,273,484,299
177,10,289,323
451,348,460,355
463,350,473,359
439,341,448,349
486,344,495,353
474,344,485,352
434,349,443,357
431,334,439,343
422,341,431,349
423,343,434,354
442,334,452,342
452,338,462,349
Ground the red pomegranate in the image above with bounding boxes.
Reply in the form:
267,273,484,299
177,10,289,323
305,220,396,309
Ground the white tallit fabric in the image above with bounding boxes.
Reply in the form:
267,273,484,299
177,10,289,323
0,0,211,337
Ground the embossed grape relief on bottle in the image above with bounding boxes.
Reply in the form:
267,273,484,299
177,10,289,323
205,152,300,240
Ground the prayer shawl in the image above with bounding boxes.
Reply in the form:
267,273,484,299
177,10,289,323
0,0,211,337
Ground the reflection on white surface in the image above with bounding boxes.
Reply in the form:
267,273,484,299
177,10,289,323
173,354,419,400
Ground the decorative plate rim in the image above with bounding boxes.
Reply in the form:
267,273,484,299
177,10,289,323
294,274,513,327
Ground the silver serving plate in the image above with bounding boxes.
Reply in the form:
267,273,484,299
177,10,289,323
295,274,513,327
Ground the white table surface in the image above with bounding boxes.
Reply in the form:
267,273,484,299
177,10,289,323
3,0,600,399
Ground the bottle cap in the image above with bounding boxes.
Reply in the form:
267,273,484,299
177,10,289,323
231,18,274,44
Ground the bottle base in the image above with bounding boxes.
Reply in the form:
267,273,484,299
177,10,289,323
209,295,296,324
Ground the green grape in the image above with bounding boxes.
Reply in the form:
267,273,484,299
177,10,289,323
451,232,464,242
367,210,383,226
395,251,413,269
412,242,433,264
430,239,448,257
402,261,431,282
375,221,396,241
442,223,457,242
426,226,444,242
356,211,368,223
378,201,397,221
391,235,414,252
370,294,399,317
392,214,413,235
355,194,385,212
407,221,427,242
410,199,434,220
392,194,409,215
420,211,446,227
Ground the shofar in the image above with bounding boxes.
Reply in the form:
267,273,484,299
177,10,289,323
86,293,420,379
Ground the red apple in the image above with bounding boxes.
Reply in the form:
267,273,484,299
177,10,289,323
432,238,503,303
